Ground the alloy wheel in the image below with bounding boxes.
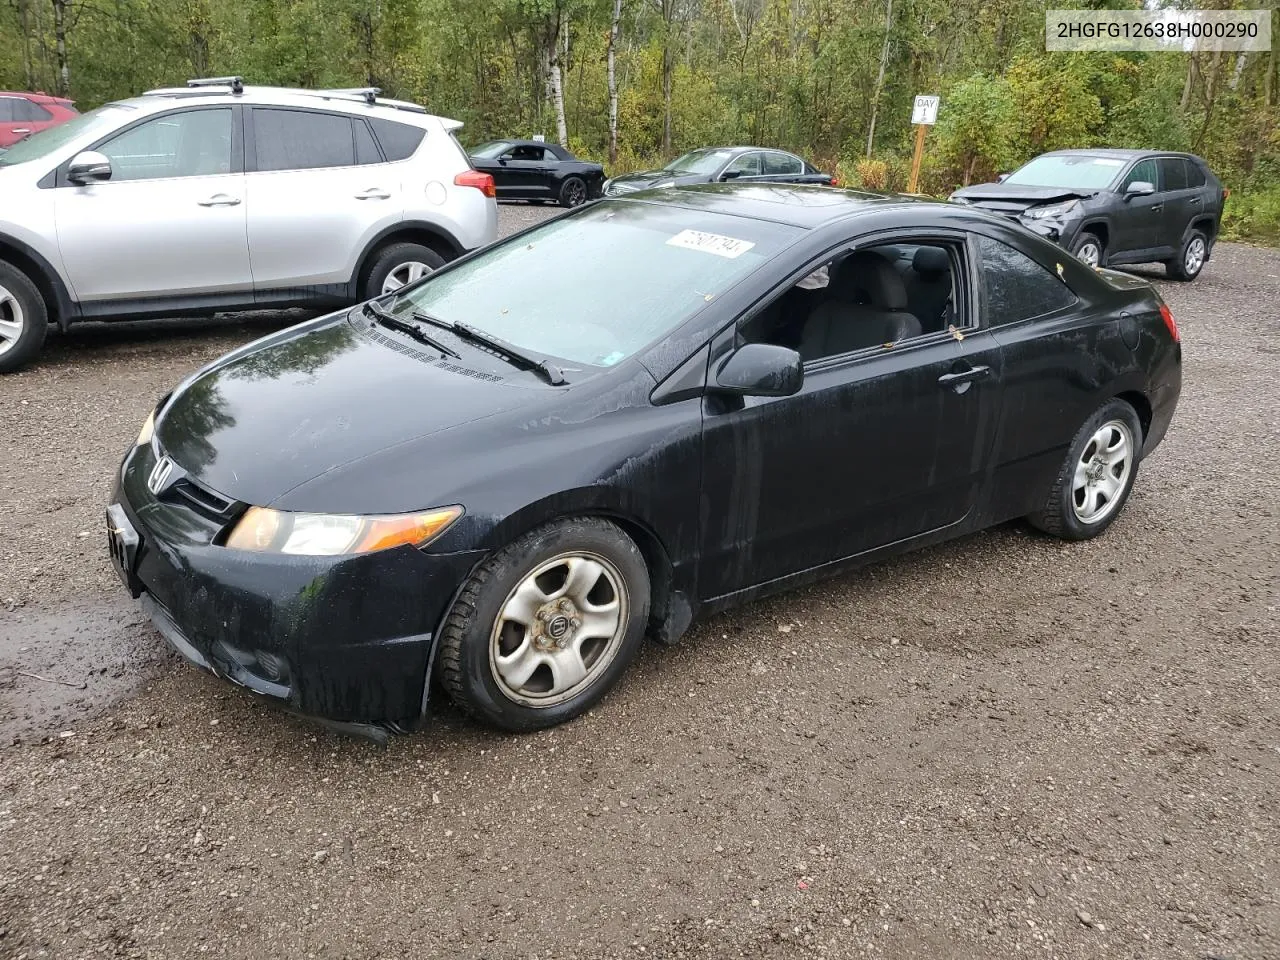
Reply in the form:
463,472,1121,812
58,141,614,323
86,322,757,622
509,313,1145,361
1184,236,1206,276
1071,419,1134,524
381,261,433,294
0,283,25,359
1076,241,1101,268
489,552,628,707
564,180,586,206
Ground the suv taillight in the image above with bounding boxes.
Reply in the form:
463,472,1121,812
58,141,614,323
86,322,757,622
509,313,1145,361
1159,304,1180,343
454,170,496,198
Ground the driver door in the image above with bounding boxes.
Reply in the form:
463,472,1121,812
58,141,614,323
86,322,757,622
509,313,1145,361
54,106,251,304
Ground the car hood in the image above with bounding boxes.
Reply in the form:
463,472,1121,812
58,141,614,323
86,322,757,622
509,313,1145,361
608,169,706,190
952,182,1097,208
154,312,537,508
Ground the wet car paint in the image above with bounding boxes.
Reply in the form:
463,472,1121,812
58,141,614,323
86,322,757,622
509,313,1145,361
109,185,1182,732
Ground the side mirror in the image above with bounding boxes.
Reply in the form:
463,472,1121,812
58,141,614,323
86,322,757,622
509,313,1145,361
1124,180,1155,200
68,150,112,184
720,169,742,181
714,343,803,398
996,172,1011,183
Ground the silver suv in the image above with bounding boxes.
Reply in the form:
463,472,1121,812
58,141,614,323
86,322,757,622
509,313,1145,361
0,77,498,372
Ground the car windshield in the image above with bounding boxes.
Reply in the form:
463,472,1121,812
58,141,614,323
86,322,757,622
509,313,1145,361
663,149,733,175
0,104,134,166
1003,154,1126,190
390,201,801,369
470,140,513,159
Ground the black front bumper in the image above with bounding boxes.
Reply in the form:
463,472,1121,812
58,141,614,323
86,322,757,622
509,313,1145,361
111,443,485,730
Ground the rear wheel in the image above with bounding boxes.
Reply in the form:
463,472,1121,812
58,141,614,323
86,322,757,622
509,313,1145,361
363,242,446,299
558,176,587,208
437,518,650,731
1070,231,1104,269
1028,398,1143,540
1166,230,1208,281
0,261,48,374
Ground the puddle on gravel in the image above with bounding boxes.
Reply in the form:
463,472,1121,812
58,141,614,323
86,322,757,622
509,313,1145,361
0,597,164,744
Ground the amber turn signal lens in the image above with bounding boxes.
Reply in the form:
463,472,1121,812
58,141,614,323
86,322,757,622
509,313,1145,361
353,508,464,553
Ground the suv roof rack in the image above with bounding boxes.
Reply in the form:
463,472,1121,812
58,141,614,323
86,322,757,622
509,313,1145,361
311,88,429,114
320,87,382,105
186,76,244,94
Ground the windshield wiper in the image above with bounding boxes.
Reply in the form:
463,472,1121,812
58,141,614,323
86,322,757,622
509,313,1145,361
362,301,460,359
412,313,567,386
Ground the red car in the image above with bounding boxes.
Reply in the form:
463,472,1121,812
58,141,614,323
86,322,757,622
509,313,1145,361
0,92,77,148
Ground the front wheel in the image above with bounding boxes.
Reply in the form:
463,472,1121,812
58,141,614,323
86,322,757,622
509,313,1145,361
1166,230,1208,281
0,261,49,374
558,176,587,208
1070,231,1104,269
437,518,650,731
1028,398,1143,540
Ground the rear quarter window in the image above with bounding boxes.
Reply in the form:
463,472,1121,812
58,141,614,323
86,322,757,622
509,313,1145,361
976,235,1077,326
369,118,425,162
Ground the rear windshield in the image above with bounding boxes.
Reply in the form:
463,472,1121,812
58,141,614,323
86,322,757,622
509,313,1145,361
1004,154,1126,190
391,201,801,368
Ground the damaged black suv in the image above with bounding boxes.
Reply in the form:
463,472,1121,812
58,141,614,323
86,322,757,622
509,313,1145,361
950,149,1225,281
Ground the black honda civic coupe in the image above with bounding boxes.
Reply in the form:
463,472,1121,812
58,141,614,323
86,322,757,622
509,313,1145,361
109,184,1182,736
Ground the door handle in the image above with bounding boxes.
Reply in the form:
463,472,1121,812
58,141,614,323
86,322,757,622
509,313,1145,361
937,365,992,391
355,188,391,200
1151,204,1164,213
12,128,30,134
197,194,241,207
1188,196,1202,204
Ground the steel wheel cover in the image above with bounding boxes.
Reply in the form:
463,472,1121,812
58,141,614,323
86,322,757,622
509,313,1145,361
489,551,629,707
1185,237,1206,275
381,261,433,294
0,283,25,358
1071,419,1134,524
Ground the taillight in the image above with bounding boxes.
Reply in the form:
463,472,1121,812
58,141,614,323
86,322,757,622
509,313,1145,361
1159,304,1180,343
830,177,842,188
1222,187,1230,202
454,170,495,198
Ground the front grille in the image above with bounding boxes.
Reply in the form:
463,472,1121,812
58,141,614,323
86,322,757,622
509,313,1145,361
171,476,237,518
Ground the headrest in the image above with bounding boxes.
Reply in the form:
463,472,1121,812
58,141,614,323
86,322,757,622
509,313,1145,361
913,246,951,276
830,252,909,310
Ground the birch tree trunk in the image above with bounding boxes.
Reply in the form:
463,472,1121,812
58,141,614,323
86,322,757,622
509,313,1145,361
865,0,892,158
607,0,621,164
547,18,568,145
52,0,70,97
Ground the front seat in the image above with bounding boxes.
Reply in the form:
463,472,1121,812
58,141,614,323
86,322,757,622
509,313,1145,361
907,246,953,330
799,252,923,361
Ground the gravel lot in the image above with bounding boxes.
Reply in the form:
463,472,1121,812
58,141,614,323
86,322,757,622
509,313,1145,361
1,206,1277,960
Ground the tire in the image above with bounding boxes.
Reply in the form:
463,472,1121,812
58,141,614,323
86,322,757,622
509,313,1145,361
437,518,650,731
1070,231,1105,269
362,242,446,299
1028,398,1144,541
558,176,587,208
1165,229,1208,281
0,261,49,374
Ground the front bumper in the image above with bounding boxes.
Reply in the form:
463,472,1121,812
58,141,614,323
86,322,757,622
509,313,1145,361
110,443,484,730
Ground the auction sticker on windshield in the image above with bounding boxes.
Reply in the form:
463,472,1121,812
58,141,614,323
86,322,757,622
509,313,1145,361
667,229,756,259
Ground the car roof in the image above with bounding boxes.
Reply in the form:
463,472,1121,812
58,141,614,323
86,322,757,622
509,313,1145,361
0,91,73,103
1039,147,1208,163
128,82,446,126
617,182,935,229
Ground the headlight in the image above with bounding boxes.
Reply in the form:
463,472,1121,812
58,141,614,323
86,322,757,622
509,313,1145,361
225,505,463,556
1022,199,1080,220
136,410,155,448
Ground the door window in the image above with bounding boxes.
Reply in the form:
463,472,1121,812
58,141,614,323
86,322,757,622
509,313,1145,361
723,152,763,177
0,98,15,121
368,118,425,161
16,99,53,122
508,144,547,162
254,109,354,171
1183,159,1206,188
97,109,232,181
1121,158,1158,191
741,240,963,362
763,152,803,176
976,235,1077,325
1158,157,1188,192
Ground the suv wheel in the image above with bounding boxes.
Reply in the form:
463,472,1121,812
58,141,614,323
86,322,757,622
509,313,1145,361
1166,230,1208,281
1070,231,1104,269
363,243,446,299
0,262,49,374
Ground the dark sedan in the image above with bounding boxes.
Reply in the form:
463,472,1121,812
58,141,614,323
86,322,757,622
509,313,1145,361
469,139,604,207
604,146,835,196
951,149,1225,281
109,185,1182,737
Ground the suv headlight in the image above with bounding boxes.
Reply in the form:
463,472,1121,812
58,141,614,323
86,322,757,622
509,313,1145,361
226,505,463,556
1023,199,1080,220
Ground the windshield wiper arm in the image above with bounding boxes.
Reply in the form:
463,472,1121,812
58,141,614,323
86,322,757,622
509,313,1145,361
362,301,461,359
413,313,567,386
